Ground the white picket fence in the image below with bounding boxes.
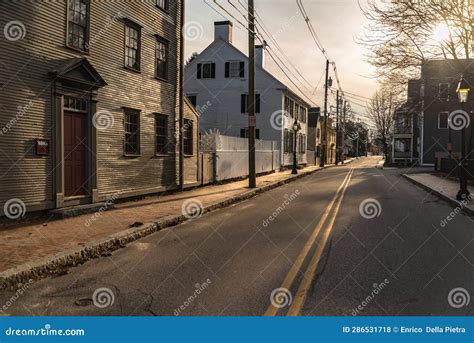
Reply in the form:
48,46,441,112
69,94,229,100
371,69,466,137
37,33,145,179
200,132,280,183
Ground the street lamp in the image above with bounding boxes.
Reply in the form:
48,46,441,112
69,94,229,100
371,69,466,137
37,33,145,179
455,75,471,201
292,119,302,175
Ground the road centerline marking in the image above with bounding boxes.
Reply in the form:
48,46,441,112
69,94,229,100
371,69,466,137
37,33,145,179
286,169,354,316
264,168,354,316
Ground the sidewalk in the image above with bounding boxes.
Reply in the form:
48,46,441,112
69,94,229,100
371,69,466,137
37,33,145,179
0,160,354,288
403,173,474,215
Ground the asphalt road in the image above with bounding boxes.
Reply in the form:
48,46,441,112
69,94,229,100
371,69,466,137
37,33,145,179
1,157,473,316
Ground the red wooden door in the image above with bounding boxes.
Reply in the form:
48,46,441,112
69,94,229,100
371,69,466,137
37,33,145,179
64,111,88,197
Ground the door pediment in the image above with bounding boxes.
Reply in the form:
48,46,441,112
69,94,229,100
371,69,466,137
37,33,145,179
50,57,107,90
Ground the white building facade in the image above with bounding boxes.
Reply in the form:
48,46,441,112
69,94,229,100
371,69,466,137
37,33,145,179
184,21,309,167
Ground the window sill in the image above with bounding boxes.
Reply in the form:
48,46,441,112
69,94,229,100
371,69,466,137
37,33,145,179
155,154,169,157
65,45,90,55
154,76,170,83
156,6,170,14
184,154,194,157
124,66,141,74
123,153,141,157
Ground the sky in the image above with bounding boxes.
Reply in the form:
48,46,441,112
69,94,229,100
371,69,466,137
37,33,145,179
184,0,378,118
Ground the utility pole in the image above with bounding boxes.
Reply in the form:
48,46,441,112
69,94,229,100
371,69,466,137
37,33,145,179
342,100,346,165
335,93,338,165
248,0,256,188
320,60,330,167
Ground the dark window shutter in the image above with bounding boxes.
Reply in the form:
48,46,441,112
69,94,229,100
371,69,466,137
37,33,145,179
256,129,260,139
225,62,230,78
256,94,260,113
241,94,246,113
211,63,216,78
240,129,245,138
240,62,245,78
197,63,202,79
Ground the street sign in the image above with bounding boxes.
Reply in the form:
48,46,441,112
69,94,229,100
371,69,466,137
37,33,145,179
248,116,256,127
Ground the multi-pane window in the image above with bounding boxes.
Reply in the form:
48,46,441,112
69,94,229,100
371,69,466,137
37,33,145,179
438,112,449,129
125,23,141,71
124,109,140,155
67,0,89,51
155,114,168,155
225,61,245,78
240,129,260,139
187,95,197,107
156,0,169,11
197,62,216,79
183,119,193,155
439,83,450,101
64,96,87,111
155,37,168,80
241,94,261,113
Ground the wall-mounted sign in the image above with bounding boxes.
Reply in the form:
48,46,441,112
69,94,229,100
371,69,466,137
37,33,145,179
36,139,50,156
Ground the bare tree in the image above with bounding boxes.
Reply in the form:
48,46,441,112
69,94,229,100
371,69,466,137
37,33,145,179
367,88,400,163
359,0,473,85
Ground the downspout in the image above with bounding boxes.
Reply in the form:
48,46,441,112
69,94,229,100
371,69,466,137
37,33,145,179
179,0,185,190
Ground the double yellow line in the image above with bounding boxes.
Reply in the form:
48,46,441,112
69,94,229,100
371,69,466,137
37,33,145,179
264,168,354,316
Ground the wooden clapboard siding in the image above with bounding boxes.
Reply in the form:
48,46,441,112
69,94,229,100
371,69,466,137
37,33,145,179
0,0,186,214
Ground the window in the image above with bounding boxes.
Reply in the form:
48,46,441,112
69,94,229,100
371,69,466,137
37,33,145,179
156,0,169,11
240,129,260,139
155,114,168,155
197,62,215,79
125,22,141,71
439,83,450,101
183,119,193,155
438,112,449,129
241,94,261,113
67,0,89,51
187,95,197,107
124,109,140,155
155,36,168,80
289,99,295,118
225,61,245,78
299,134,306,153
316,128,320,139
64,96,87,112
283,129,289,153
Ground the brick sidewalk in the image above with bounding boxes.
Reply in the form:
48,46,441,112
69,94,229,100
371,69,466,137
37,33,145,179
0,164,328,275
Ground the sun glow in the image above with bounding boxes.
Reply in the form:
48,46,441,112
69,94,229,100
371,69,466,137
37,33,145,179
432,23,451,43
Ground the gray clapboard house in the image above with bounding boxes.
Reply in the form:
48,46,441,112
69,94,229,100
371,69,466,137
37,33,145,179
0,0,199,217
